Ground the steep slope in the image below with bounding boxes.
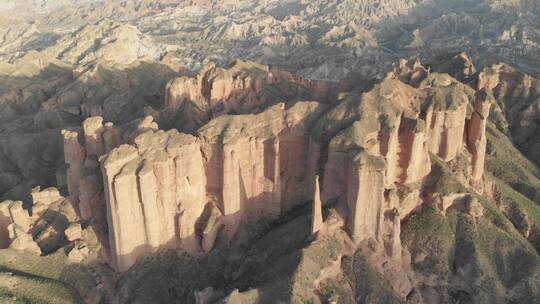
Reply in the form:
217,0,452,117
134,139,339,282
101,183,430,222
479,64,540,165
39,19,162,66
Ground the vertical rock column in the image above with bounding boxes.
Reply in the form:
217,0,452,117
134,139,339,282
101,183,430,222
383,190,402,264
467,91,492,181
265,137,281,219
102,122,120,153
101,131,210,272
426,103,467,161
78,116,109,224
62,130,86,198
101,145,140,272
379,120,401,188
222,145,241,223
112,157,148,272
397,118,430,184
167,135,208,253
220,136,282,239
440,104,467,161
82,116,105,157
279,133,310,213
151,151,176,246
137,160,162,251
346,152,386,243
311,176,323,235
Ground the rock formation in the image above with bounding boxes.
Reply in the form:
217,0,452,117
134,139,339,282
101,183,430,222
467,90,493,182
311,176,323,235
0,200,39,253
101,131,207,271
96,101,325,271
1,0,540,301
56,60,492,296
62,129,86,198
30,195,78,254
432,52,477,82
162,60,336,132
61,116,136,219
478,64,540,165
30,186,62,218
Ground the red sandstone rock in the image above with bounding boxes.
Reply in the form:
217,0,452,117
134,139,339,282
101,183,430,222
425,97,468,161
101,131,208,271
311,176,323,235
54,60,491,278
467,91,492,182
95,101,325,271
346,152,386,243
163,60,335,132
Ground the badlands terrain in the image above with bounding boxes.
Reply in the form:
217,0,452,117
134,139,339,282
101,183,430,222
0,0,539,303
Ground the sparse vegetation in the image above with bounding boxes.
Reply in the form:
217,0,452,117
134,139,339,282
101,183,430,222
0,249,107,304
486,123,540,202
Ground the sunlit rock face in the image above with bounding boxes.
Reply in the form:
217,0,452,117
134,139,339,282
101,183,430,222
467,91,493,182
94,101,325,271
101,131,207,272
1,0,540,301
311,175,323,235
0,200,37,253
302,62,485,298
162,60,336,132
58,59,490,278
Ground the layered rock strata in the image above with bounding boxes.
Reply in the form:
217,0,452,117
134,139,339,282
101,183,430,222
99,102,325,271
162,60,336,132
467,91,493,182
311,176,323,235
1,187,97,259
59,60,490,283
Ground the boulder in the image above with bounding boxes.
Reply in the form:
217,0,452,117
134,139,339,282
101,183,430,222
0,200,39,253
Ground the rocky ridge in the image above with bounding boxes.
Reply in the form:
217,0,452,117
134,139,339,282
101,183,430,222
4,0,540,81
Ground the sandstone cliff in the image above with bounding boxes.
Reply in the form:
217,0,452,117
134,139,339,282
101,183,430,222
57,59,492,301
162,59,336,132
97,101,325,271
478,63,540,165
